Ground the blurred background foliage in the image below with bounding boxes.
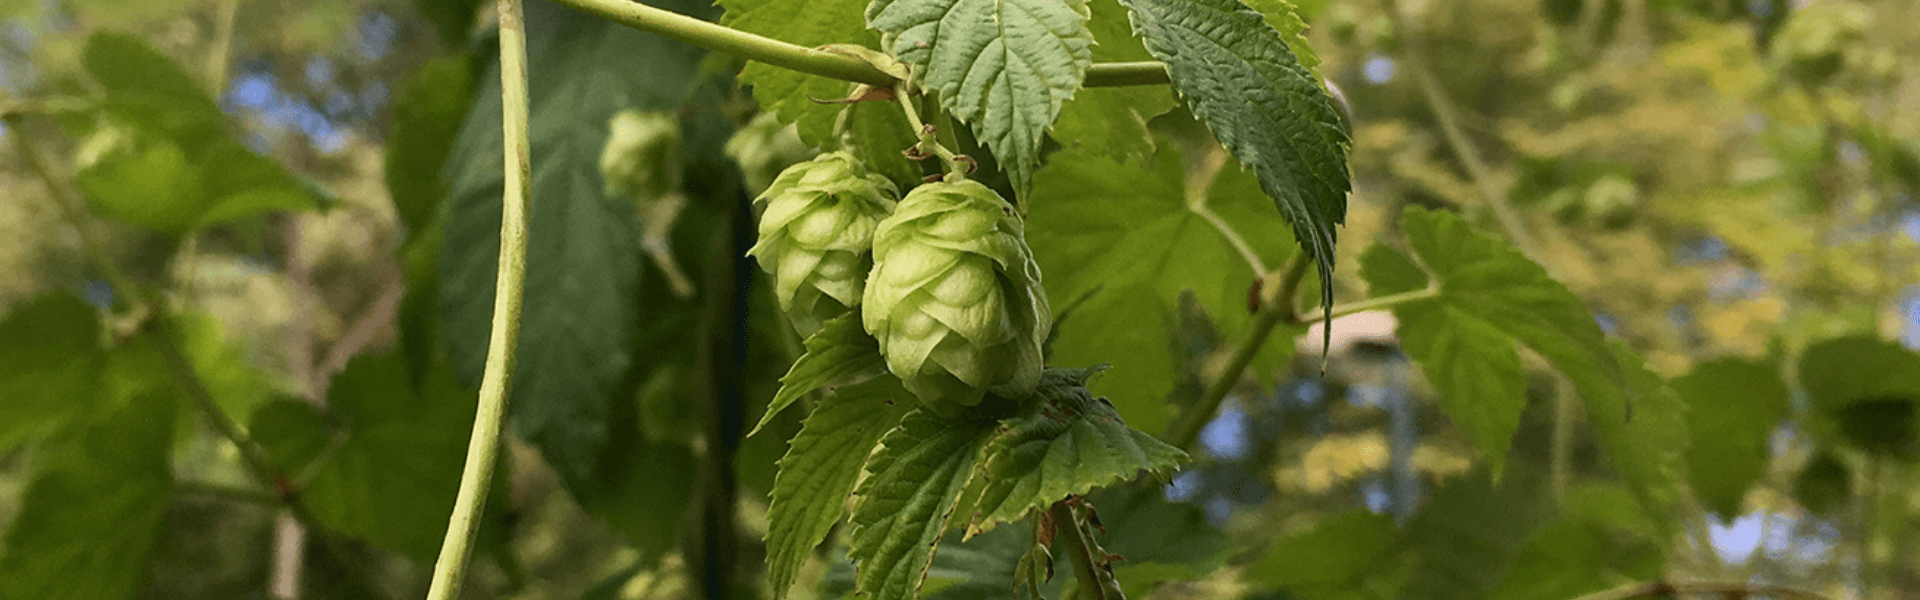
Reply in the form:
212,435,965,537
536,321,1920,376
0,0,1916,599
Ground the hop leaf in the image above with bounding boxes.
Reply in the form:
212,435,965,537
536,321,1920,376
749,151,901,336
863,180,1051,410
598,109,682,200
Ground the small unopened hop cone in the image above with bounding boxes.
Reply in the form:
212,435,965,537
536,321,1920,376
863,180,1052,411
748,151,900,337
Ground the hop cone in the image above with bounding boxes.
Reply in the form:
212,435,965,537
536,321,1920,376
598,109,681,200
748,151,899,336
863,180,1052,409
724,112,812,196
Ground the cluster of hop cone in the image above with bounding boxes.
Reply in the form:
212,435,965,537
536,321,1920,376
747,151,1053,415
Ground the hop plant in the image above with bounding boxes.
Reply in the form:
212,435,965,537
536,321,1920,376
863,179,1052,410
598,109,681,201
724,112,813,196
748,151,900,336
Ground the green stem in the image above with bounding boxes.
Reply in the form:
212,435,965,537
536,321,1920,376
545,0,1168,88
893,83,966,179
1291,286,1438,325
206,0,239,92
1565,582,1834,600
425,0,532,597
1050,502,1124,600
1165,252,1309,451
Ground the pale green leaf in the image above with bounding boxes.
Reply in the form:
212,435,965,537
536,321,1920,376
753,313,887,436
720,0,873,145
1583,343,1687,523
1049,0,1177,163
867,0,1094,193
1115,0,1349,327
1027,145,1298,434
0,390,175,600
847,410,997,600
1239,0,1320,74
1673,358,1789,517
961,368,1187,536
767,376,915,600
76,141,207,233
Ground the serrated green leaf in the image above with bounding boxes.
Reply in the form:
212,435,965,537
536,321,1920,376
440,0,713,484
1484,520,1663,600
846,101,926,188
1027,145,1299,434
1360,208,1624,473
1673,358,1789,517
720,0,872,145
867,0,1094,193
1583,343,1688,525
250,353,475,558
754,313,888,436
0,389,175,600
960,368,1187,535
0,294,106,453
1398,469,1549,600
387,56,477,239
1049,0,1177,163
847,410,997,600
767,376,915,600
1239,0,1320,74
1115,0,1349,328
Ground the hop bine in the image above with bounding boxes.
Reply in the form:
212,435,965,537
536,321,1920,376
748,151,900,337
863,179,1052,411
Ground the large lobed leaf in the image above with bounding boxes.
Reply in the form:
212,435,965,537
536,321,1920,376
1359,208,1624,473
1048,0,1177,164
720,0,875,146
867,0,1094,194
959,367,1186,536
1026,145,1299,434
766,377,915,600
439,0,713,485
1115,0,1349,327
250,352,476,558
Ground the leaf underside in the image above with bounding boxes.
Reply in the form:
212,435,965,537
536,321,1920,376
766,377,915,600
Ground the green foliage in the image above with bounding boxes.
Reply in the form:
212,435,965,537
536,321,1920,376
1361,208,1624,472
847,410,998,600
1115,0,1350,327
866,0,1094,194
959,367,1186,536
1672,358,1790,516
720,0,873,145
754,313,887,435
386,56,478,240
1047,0,1177,164
1797,336,1920,459
439,0,714,485
0,294,105,452
0,390,175,600
1027,145,1299,434
249,353,475,558
1584,343,1688,519
766,376,915,600
1245,510,1401,598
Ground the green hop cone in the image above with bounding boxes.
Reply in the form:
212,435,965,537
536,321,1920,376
598,109,681,200
724,112,813,196
748,151,900,336
863,179,1052,409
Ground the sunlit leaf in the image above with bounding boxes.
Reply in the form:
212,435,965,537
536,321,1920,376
1672,358,1789,516
754,313,887,436
846,410,996,600
767,376,915,600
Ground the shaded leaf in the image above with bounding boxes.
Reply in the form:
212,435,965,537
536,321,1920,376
1484,520,1663,600
753,313,887,436
1115,0,1350,327
1793,451,1850,515
1672,358,1790,516
0,294,106,452
767,376,915,600
867,0,1094,193
720,0,873,145
387,56,477,239
1048,0,1177,164
847,410,997,600
1244,510,1400,594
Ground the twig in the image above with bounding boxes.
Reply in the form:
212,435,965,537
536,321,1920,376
544,0,1169,88
1050,502,1125,600
316,277,408,382
423,0,533,597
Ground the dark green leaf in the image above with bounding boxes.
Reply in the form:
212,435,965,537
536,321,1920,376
387,56,477,239
753,313,887,436
867,0,1094,193
1085,485,1229,591
1115,0,1350,327
1485,520,1663,600
767,377,916,600
1672,358,1790,516
0,294,106,452
1397,469,1549,600
250,353,475,558
719,0,873,145
847,410,997,600
1027,145,1299,434
961,368,1187,536
440,0,713,484
414,0,486,45
1793,451,1850,515
1797,336,1920,458
0,389,175,600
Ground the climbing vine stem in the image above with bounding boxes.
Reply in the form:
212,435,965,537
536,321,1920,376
424,0,532,597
